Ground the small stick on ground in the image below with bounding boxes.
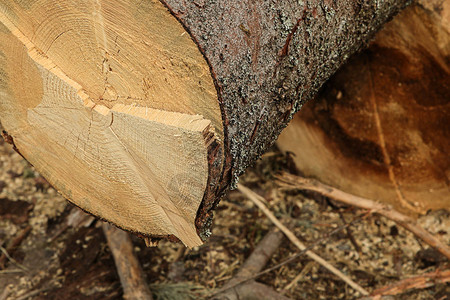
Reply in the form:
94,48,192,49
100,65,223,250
14,287,52,300
281,261,315,294
227,228,284,283
102,223,153,300
339,211,362,254
212,228,290,300
0,246,28,272
220,281,291,300
277,172,450,260
365,268,450,299
0,225,32,269
0,285,9,300
237,183,370,296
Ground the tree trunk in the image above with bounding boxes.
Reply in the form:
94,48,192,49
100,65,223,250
0,0,409,247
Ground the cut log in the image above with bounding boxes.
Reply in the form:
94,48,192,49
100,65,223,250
277,1,450,215
0,0,409,246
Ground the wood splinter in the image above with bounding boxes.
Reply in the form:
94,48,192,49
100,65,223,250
143,237,160,248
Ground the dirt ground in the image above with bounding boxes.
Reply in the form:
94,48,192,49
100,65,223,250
0,129,449,299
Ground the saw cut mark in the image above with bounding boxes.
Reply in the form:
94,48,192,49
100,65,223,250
0,8,91,103
0,1,223,246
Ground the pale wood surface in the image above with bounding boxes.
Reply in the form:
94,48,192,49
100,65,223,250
0,0,223,247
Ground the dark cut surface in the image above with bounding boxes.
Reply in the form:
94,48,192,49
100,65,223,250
160,0,411,187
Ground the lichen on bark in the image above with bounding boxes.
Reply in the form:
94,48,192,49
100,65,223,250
160,0,411,196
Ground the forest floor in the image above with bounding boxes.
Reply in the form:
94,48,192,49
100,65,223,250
0,128,449,300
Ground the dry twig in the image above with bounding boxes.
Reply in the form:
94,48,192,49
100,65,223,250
248,213,367,284
210,207,368,298
14,287,52,300
102,223,153,300
281,261,315,294
219,281,291,300
339,211,362,254
237,183,370,296
365,268,450,299
212,228,290,300
0,225,32,269
277,172,450,260
0,246,28,272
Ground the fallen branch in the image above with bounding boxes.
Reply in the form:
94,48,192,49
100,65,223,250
212,228,289,300
102,223,153,300
226,228,284,284
237,184,370,296
365,268,450,299
277,172,450,260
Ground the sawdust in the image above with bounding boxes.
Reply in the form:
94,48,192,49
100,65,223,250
0,134,448,299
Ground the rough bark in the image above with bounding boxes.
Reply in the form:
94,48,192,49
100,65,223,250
161,0,410,183
0,0,410,245
162,0,410,239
